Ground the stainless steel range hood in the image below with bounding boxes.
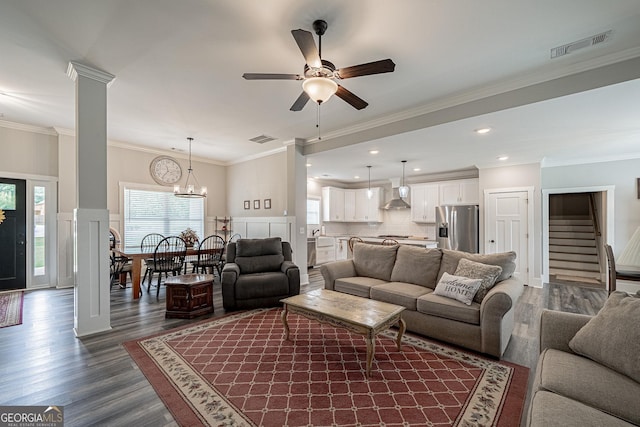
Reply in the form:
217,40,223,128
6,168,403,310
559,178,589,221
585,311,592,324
383,187,410,210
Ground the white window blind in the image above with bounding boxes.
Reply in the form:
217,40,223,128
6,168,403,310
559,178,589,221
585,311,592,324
123,188,204,248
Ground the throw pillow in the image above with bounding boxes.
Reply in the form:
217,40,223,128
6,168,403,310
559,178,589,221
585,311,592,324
454,258,503,303
433,272,482,305
438,249,516,283
569,291,640,383
353,243,399,282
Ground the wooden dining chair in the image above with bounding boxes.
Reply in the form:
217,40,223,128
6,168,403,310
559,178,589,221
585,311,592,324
381,238,399,246
141,233,165,285
110,252,132,289
146,236,187,297
192,235,226,277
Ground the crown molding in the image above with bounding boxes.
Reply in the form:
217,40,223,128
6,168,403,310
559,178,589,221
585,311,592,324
106,139,226,166
541,151,640,168
0,119,57,136
67,61,115,86
225,145,287,166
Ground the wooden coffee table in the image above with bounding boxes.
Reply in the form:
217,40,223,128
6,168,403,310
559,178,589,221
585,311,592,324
281,289,406,377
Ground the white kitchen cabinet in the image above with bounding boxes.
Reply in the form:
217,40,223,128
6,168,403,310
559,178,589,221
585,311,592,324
411,184,439,223
315,236,336,265
322,187,345,221
322,186,381,222
335,238,348,260
439,179,479,205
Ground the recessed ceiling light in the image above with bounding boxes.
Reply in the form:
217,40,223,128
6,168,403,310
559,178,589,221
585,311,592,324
306,162,312,167
354,175,360,179
475,127,491,134
497,155,509,161
369,150,379,154
413,167,421,172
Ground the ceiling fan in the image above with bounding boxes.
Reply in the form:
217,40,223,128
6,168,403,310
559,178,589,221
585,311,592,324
242,19,395,111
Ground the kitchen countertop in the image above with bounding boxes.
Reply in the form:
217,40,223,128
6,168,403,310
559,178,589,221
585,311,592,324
333,235,438,247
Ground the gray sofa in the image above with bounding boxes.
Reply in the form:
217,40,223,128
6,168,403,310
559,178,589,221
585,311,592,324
527,295,640,427
320,242,524,357
221,237,300,310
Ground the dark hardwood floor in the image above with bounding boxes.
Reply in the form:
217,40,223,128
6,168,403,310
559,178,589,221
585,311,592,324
0,270,606,426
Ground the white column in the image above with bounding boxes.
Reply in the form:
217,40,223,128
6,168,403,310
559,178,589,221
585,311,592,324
286,139,309,284
67,62,115,337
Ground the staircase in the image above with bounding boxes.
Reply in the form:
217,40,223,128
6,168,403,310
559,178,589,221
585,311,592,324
549,217,602,285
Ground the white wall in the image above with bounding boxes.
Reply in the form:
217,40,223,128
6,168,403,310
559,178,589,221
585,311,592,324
227,151,287,218
0,125,58,176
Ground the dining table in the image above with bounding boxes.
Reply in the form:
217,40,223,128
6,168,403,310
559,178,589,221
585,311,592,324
115,246,200,300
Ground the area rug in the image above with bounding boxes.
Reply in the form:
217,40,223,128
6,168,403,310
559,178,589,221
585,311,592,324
124,309,528,426
0,290,24,328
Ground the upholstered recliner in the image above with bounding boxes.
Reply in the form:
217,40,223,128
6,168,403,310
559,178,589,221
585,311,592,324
221,237,300,310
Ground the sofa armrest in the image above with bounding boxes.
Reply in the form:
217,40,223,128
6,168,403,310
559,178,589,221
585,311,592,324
221,262,240,310
320,260,356,290
479,277,524,357
539,309,591,354
281,261,301,296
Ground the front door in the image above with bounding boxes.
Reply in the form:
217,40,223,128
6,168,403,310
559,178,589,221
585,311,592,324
0,178,27,290
486,190,529,282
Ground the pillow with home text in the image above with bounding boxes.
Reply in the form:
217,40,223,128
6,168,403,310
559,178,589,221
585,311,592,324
433,272,482,305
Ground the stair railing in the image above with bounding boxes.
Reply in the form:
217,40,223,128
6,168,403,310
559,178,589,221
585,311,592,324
589,193,605,281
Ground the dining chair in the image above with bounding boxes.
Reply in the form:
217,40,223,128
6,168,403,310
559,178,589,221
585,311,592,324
381,238,399,246
191,234,226,277
348,236,363,252
146,236,187,297
141,233,165,285
110,252,132,289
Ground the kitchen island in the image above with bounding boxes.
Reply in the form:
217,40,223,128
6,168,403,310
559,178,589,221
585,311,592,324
336,235,438,249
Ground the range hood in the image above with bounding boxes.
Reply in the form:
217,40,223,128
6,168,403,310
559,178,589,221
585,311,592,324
383,187,410,210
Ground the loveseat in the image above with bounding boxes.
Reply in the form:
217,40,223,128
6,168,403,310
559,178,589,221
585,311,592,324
320,242,524,357
527,292,640,426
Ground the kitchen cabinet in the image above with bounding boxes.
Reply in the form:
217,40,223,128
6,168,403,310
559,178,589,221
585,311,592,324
322,187,345,221
439,179,479,205
335,237,348,260
411,184,439,223
322,186,381,222
315,236,336,265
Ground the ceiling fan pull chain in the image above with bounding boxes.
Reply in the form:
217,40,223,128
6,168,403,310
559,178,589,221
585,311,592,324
317,102,322,140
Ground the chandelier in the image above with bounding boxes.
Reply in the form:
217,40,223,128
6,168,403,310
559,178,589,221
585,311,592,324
174,137,207,198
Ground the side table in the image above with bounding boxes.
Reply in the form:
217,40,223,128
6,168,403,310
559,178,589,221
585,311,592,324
165,273,215,319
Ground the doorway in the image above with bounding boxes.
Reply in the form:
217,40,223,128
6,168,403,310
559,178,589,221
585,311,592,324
0,178,26,291
542,186,614,290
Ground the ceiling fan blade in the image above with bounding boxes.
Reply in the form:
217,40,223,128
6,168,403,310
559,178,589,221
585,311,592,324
243,73,303,80
290,92,310,111
291,29,321,68
336,59,396,79
336,85,368,110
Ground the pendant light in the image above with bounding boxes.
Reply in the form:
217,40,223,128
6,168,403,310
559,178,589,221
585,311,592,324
174,137,207,198
367,165,373,199
398,160,409,198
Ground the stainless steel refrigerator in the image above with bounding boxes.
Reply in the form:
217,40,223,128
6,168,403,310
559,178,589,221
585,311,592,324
436,205,479,253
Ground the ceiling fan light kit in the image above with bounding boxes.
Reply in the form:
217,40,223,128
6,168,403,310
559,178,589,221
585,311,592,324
242,19,395,113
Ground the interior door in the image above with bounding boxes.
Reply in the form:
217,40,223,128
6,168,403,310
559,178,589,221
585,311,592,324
0,178,27,290
486,191,528,281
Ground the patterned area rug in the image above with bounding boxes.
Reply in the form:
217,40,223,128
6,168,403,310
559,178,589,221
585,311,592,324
0,291,24,328
124,309,528,426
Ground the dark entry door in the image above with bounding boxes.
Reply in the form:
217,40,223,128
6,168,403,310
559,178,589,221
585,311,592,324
0,178,26,290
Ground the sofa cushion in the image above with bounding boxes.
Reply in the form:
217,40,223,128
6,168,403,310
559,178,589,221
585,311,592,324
390,246,442,289
533,348,640,425
438,249,516,283
454,258,502,303
235,237,284,274
334,276,387,298
569,291,640,383
370,282,431,311
353,243,398,281
528,390,635,427
416,292,480,325
433,272,481,306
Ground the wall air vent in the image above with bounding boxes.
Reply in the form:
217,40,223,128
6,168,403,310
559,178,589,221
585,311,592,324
249,134,276,144
551,30,611,59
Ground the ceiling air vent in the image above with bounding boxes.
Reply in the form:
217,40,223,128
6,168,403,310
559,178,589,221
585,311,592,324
551,30,611,59
249,134,276,144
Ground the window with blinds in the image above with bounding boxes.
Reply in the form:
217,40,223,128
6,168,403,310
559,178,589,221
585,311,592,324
123,188,204,248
